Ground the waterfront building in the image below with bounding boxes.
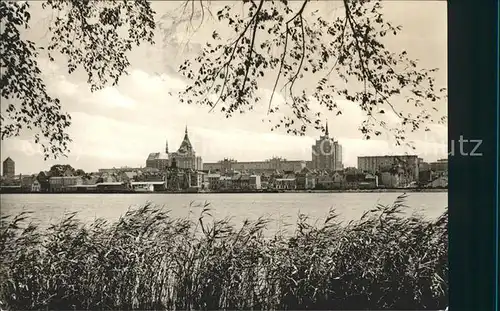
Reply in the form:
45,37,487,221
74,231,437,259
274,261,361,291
295,167,316,190
310,123,343,171
360,173,378,189
357,155,420,182
95,182,128,192
380,172,401,188
231,174,244,190
31,180,41,192
188,171,205,189
36,171,51,192
119,171,137,183
249,175,261,190
430,158,448,173
98,172,120,183
82,175,100,186
2,157,15,177
274,178,297,190
130,181,167,192
219,176,232,190
344,168,367,189
226,173,262,190
205,173,221,190
203,156,306,173
419,161,431,172
316,175,334,189
20,175,35,191
146,126,203,170
49,176,83,192
314,171,344,189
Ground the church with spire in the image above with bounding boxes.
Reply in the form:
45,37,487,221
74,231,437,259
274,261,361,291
146,126,203,170
310,121,343,171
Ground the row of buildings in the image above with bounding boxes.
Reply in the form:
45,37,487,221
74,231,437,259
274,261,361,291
0,157,447,193
1,124,448,191
142,124,444,188
145,124,344,174
0,167,170,193
0,165,446,193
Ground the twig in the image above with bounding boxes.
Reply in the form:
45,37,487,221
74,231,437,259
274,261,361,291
267,24,289,114
269,0,309,112
344,0,403,121
209,0,265,113
324,17,348,78
288,14,306,98
236,0,264,105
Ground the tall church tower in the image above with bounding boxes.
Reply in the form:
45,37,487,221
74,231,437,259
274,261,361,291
165,139,169,153
167,125,203,170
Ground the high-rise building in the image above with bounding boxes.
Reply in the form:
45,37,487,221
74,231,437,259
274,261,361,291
430,158,448,173
357,155,420,181
310,122,343,170
2,157,15,177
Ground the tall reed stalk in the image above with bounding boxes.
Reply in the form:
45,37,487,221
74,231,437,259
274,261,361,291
0,194,448,310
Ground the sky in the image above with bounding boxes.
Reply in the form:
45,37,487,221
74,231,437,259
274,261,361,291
0,1,447,175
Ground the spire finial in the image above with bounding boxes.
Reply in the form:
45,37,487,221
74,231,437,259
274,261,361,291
185,125,188,134
325,120,329,137
165,139,169,153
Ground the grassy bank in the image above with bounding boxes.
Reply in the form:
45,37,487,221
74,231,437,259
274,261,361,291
0,195,448,310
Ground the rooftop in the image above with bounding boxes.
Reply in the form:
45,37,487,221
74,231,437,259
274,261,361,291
147,152,169,161
3,157,14,163
358,155,418,158
177,126,194,154
131,181,166,185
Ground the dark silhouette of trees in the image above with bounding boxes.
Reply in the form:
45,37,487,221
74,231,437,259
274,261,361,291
75,169,85,176
1,0,446,159
1,0,155,159
36,171,50,191
48,164,75,177
1,1,71,159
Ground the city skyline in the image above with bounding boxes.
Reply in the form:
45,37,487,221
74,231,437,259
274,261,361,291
0,1,447,175
0,123,447,176
0,120,448,175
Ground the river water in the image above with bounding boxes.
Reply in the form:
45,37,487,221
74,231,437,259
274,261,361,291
1,192,447,234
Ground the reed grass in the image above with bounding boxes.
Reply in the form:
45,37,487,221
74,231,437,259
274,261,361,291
0,194,448,310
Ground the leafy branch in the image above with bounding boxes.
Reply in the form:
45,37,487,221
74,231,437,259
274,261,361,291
1,1,71,159
178,0,447,144
1,0,447,159
1,0,156,159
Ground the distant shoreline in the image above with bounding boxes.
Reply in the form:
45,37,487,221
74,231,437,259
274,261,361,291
0,188,448,194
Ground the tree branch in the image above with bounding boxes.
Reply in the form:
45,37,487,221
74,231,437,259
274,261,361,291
208,0,265,113
344,0,404,121
236,0,264,105
288,14,306,99
268,0,309,114
267,23,289,114
324,17,348,78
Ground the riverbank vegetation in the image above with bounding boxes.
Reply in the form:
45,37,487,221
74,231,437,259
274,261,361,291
0,195,447,310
